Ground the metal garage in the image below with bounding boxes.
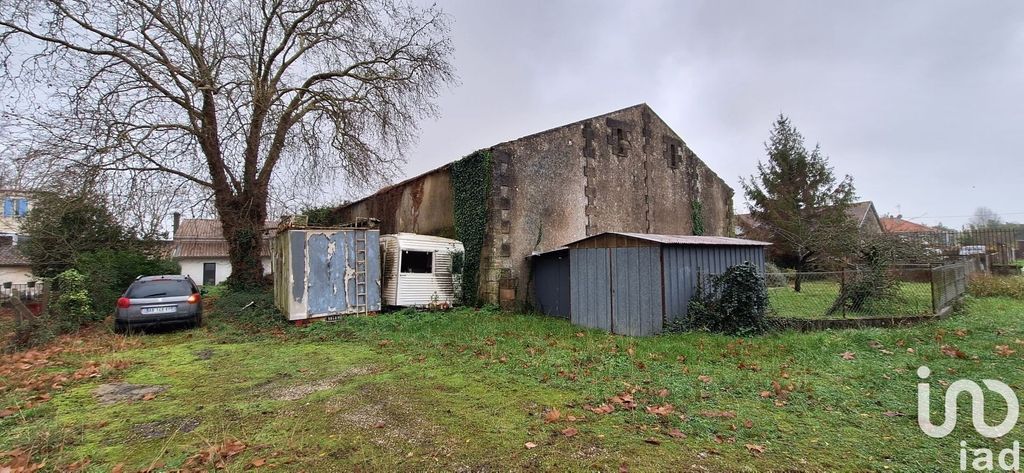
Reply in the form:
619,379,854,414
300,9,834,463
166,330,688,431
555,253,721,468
536,232,769,336
529,247,570,318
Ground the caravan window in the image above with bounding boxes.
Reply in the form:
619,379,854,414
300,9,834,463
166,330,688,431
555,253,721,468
400,250,433,273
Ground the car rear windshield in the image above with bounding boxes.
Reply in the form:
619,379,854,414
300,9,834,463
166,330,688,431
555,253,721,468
127,280,194,298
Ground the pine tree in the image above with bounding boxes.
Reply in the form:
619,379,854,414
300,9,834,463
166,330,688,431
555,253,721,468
742,115,857,291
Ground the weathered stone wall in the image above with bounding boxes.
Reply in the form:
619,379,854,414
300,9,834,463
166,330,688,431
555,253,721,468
487,104,734,307
330,168,457,238
332,104,735,307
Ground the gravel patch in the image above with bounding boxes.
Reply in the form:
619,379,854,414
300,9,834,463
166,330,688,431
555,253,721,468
267,365,380,401
93,383,168,405
132,417,201,439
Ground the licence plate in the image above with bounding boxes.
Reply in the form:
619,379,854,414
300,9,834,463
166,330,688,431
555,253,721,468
324,315,343,322
142,306,177,315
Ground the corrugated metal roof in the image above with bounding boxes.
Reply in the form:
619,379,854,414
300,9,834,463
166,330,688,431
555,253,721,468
171,240,271,258
567,232,772,247
528,246,569,257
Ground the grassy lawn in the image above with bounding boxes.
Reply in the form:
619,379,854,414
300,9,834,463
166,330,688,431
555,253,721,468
2,295,1024,471
768,281,934,319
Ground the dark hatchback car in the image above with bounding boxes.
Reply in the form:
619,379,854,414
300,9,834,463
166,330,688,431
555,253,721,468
115,275,202,332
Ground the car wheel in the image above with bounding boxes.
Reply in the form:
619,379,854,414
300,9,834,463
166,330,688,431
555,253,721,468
190,315,202,329
114,320,128,334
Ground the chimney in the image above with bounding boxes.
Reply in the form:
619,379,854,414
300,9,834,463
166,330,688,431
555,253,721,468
172,212,181,236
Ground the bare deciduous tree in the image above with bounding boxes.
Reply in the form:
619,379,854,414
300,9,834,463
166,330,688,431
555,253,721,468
0,0,455,286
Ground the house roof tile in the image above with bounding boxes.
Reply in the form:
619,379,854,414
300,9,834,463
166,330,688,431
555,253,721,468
880,217,940,233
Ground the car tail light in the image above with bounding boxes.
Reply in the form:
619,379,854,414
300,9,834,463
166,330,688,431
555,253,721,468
117,297,131,309
187,293,201,304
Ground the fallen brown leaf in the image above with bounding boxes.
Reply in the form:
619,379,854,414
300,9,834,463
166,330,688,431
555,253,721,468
697,375,712,383
543,408,562,423
840,351,856,360
941,345,966,359
524,442,537,449
561,427,578,437
996,345,1016,357
586,403,614,414
645,404,675,416
745,443,766,455
666,428,686,439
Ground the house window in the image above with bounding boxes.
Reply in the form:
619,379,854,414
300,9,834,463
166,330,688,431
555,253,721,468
203,263,217,286
2,198,29,218
400,250,433,274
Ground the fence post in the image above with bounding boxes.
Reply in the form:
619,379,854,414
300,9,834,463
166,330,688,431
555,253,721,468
40,282,50,315
840,269,847,319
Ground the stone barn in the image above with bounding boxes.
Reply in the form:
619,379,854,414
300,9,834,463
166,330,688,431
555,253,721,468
330,104,735,307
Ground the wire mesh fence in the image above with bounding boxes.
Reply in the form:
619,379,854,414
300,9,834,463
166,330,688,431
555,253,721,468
895,228,1019,265
931,262,970,312
759,264,967,320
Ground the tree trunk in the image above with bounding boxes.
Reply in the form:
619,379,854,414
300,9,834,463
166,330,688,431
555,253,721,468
794,256,805,293
215,190,269,289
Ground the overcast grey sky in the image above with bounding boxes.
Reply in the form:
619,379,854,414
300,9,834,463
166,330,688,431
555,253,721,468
396,0,1024,228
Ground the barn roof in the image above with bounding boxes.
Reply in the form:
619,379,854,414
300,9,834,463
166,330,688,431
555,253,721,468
565,232,771,247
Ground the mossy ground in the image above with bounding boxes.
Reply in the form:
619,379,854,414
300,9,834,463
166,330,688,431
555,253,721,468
2,294,1023,471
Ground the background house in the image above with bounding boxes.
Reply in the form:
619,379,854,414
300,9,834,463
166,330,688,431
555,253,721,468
170,215,272,285
0,189,32,244
736,200,882,237
331,104,736,307
880,215,940,234
0,189,34,285
0,242,32,285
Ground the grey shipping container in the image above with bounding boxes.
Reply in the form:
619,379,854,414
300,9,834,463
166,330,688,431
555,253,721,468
272,227,381,322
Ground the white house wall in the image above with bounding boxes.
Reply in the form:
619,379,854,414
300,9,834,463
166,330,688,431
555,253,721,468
178,257,271,286
0,265,34,285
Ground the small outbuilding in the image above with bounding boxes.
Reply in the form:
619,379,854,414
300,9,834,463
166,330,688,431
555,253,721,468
533,232,770,336
380,233,464,307
271,227,381,322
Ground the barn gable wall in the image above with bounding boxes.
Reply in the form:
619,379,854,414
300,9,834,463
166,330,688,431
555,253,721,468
492,104,733,308
332,104,735,307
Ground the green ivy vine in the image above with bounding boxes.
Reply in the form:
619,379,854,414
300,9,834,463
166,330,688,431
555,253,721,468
450,149,492,305
691,199,705,236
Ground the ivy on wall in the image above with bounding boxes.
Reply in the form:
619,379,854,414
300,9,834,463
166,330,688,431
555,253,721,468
691,199,705,236
450,149,493,306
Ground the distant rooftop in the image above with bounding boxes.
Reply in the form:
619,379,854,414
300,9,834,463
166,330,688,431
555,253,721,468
881,216,940,233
